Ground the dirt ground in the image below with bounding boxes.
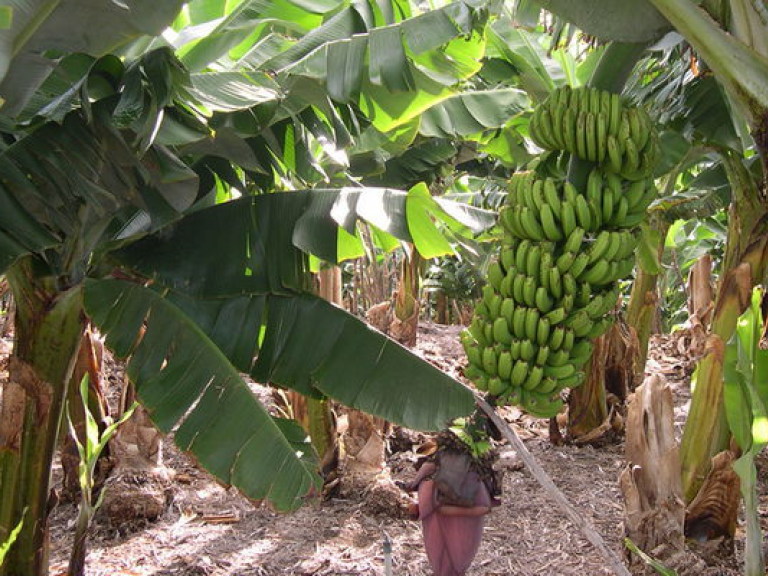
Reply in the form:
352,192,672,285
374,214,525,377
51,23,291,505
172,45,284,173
13,323,766,575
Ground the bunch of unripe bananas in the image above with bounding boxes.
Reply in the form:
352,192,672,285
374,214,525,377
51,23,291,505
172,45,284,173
461,85,657,418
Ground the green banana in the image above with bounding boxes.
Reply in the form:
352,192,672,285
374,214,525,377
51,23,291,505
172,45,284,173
523,365,544,391
562,328,575,352
500,246,516,272
544,362,576,379
536,316,551,347
611,196,629,227
586,168,603,206
556,251,575,274
520,207,546,241
543,178,562,216
546,348,571,367
512,272,526,304
569,251,590,278
510,359,530,387
606,134,623,174
580,259,610,286
561,272,577,296
520,338,535,362
488,376,507,396
540,203,562,241
560,200,577,239
525,307,541,342
565,309,593,338
497,350,513,380
500,272,514,298
574,194,592,231
537,376,559,394
512,307,527,339
468,318,488,347
515,239,531,271
482,346,498,376
464,342,483,368
522,389,563,418
545,306,567,325
549,325,566,350
558,371,585,389
523,276,537,307
548,266,563,300
535,285,554,314
538,251,554,291
587,317,614,339
493,316,513,345
525,243,541,277
535,344,550,366
576,110,589,160
488,261,505,291
564,226,585,253
587,230,611,264
501,298,516,326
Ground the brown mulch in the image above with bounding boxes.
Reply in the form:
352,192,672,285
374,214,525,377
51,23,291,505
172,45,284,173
0,323,763,575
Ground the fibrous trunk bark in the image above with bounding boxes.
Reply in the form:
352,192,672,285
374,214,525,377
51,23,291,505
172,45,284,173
566,312,636,444
0,258,86,576
620,374,686,572
680,149,768,505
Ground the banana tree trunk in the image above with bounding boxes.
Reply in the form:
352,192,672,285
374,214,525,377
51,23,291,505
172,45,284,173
626,216,668,371
567,336,609,440
0,257,86,576
293,266,340,478
680,150,768,503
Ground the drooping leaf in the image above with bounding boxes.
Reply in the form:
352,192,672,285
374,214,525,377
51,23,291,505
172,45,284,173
83,278,321,511
486,26,556,103
363,139,457,187
419,89,528,138
0,0,185,115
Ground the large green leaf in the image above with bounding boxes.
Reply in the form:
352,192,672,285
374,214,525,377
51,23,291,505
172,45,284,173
486,25,556,103
166,289,475,430
535,0,671,43
419,89,528,138
175,0,344,72
111,190,493,274
83,278,321,511
0,108,198,260
363,139,457,187
0,0,184,115
99,193,478,431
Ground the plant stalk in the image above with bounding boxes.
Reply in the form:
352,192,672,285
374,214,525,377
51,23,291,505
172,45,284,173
0,257,86,576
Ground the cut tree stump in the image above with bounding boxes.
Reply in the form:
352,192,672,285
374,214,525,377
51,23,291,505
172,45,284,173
620,374,687,573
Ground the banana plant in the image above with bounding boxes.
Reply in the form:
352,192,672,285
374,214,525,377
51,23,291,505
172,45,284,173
517,0,768,508
0,2,510,575
722,286,768,576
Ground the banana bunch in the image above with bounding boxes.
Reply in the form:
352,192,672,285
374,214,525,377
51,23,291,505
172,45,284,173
529,85,657,181
462,85,658,418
